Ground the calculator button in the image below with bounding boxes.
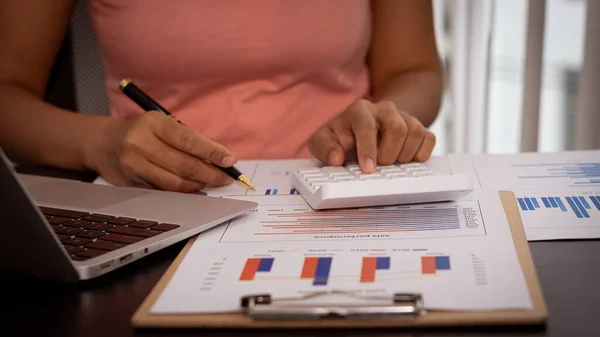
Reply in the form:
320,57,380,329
333,176,356,181
322,167,349,175
380,168,404,174
302,173,327,180
359,175,383,180
298,168,321,174
406,167,429,173
309,181,327,188
306,176,329,182
385,172,409,178
397,163,424,168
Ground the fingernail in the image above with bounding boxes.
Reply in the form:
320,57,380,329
221,155,235,166
328,151,339,165
364,158,375,172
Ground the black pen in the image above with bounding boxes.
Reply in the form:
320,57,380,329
119,78,255,191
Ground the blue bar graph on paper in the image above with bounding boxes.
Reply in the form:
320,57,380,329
435,256,451,270
565,197,583,219
313,257,332,286
514,162,600,185
541,197,551,208
590,196,600,211
376,257,391,270
517,198,525,210
257,258,274,272
555,197,567,212
524,198,534,211
520,194,598,219
572,196,590,218
578,196,591,209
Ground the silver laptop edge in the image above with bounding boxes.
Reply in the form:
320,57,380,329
0,147,257,282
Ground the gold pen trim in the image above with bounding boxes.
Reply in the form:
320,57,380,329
119,78,132,91
237,175,255,190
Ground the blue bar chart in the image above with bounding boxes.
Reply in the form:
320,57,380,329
264,188,298,195
514,162,600,186
472,154,600,190
515,190,600,240
517,195,599,219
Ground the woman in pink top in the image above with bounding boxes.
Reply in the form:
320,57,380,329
0,0,442,193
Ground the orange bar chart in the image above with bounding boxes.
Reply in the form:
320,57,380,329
360,257,377,282
239,257,274,281
360,256,390,283
421,256,451,275
300,257,319,279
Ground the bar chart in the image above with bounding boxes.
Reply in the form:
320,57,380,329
261,208,461,234
300,257,333,285
221,198,486,243
514,190,600,240
172,245,502,314
514,162,600,186
421,256,452,274
235,252,457,287
239,257,275,281
473,155,600,190
517,194,599,219
262,187,299,195
360,256,391,283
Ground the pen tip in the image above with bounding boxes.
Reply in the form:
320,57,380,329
237,175,255,191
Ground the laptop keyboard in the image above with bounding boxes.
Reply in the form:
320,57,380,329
40,206,180,261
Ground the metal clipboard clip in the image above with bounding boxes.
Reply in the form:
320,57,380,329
240,289,425,321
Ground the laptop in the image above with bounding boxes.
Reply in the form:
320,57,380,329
0,147,257,282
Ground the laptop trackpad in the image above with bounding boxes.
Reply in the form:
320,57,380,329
26,181,151,210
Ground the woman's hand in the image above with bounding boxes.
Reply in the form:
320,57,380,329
88,111,236,192
307,99,436,173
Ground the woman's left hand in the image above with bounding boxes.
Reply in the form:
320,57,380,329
307,99,436,173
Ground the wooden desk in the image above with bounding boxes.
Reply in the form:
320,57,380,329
4,167,600,337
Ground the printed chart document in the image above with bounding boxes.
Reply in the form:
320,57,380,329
216,195,485,243
149,192,532,314
449,150,600,241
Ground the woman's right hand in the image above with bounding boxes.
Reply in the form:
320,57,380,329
88,111,236,192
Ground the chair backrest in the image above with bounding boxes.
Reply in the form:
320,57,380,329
70,0,110,116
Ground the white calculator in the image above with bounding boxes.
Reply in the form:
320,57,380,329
291,162,473,210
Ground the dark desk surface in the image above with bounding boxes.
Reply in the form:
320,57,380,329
4,167,600,337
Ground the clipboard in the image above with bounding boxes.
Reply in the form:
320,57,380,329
131,191,547,328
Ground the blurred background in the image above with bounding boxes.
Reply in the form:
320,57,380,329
47,0,598,156
429,0,598,155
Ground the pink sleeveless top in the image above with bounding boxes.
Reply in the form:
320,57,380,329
88,0,371,159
